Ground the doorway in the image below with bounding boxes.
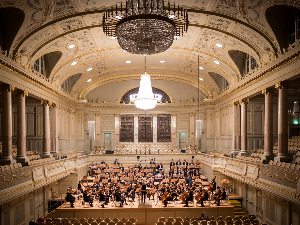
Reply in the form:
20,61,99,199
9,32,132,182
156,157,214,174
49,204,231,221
104,133,112,150
179,132,187,150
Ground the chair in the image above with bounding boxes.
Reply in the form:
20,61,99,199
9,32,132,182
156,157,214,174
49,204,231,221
88,218,95,223
38,223,45,225
62,218,69,224
243,219,251,225
252,219,259,225
95,218,102,223
80,218,87,224
165,222,172,225
208,221,216,225
104,218,111,223
167,217,174,222
120,218,127,223
234,220,242,225
125,222,132,225
54,219,61,223
100,222,107,225
226,221,233,225
241,216,248,221
112,218,119,223
82,222,89,225
191,220,198,225
173,222,181,225
249,215,256,222
182,221,189,225
199,220,207,225
175,218,183,223
46,218,53,223
157,222,165,225
217,221,225,225
117,222,124,225
129,218,136,224
108,221,115,225
91,222,98,225
158,218,165,222
70,218,77,224
63,222,71,225
209,216,215,221
46,223,54,225
216,216,223,222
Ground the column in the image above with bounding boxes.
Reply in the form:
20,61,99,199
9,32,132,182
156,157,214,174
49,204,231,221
232,102,241,158
218,109,222,152
16,90,28,165
42,100,51,158
171,114,177,145
261,89,274,163
134,114,139,144
95,114,101,147
239,99,249,156
0,85,15,165
69,110,73,153
50,104,58,154
153,114,157,144
114,114,120,147
274,83,291,162
189,113,195,146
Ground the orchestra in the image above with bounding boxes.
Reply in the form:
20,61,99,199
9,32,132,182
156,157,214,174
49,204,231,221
64,159,228,209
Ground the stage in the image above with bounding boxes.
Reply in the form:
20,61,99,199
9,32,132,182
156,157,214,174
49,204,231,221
48,199,234,224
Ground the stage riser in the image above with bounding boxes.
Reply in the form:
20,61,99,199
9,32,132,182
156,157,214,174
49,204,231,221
53,207,234,224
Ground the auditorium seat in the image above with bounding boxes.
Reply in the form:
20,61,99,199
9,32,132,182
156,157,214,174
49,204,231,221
209,221,216,225
104,218,111,223
200,220,207,225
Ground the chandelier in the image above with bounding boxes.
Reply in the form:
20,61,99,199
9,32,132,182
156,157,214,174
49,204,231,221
130,56,162,110
102,0,189,55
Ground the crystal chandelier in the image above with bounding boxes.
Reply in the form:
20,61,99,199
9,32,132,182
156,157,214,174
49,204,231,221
130,56,162,110
102,0,189,55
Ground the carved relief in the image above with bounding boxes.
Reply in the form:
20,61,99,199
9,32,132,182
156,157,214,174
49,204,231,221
138,115,153,142
58,17,84,31
157,114,171,142
206,17,232,30
51,0,78,19
120,115,134,142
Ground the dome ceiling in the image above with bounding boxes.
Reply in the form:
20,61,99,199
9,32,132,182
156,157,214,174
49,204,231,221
1,0,292,100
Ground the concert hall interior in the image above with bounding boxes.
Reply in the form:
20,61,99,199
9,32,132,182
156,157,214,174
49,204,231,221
0,0,300,225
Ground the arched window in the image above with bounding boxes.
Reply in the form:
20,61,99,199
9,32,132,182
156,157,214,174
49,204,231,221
245,54,257,74
33,56,45,76
289,8,300,45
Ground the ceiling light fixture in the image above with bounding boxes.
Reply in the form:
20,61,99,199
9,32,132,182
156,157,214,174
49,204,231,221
216,43,222,47
214,61,220,64
87,79,92,82
68,45,75,49
130,56,161,110
87,68,92,71
199,67,203,70
126,61,131,63
160,61,165,63
199,78,203,81
102,0,189,55
71,62,77,65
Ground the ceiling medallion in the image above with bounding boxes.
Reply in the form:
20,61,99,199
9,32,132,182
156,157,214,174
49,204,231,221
103,0,189,55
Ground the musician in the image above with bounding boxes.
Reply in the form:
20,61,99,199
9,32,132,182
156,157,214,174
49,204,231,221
163,187,173,207
99,190,109,208
83,190,93,207
101,160,105,164
150,159,155,165
120,164,125,172
114,159,119,165
211,178,217,191
170,159,175,169
186,175,193,187
216,188,227,206
65,187,75,208
200,190,209,207
114,188,126,207
176,159,181,167
144,165,149,169
157,162,163,172
137,164,142,171
183,159,188,176
126,185,135,201
77,181,83,193
183,187,194,207
169,169,174,177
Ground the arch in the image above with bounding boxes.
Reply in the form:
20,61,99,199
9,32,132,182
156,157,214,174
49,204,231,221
208,72,229,92
0,7,25,53
43,51,63,78
120,87,171,104
265,5,299,52
228,50,247,76
61,73,82,93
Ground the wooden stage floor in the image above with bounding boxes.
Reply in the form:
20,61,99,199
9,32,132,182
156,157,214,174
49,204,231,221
50,198,234,224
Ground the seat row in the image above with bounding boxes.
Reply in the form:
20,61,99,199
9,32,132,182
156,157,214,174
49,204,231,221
156,215,260,225
0,163,22,171
42,217,136,225
28,157,55,165
236,155,264,163
269,160,300,170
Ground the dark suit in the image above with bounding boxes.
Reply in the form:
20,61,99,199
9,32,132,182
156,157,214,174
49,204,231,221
65,192,75,207
185,190,193,206
170,162,175,169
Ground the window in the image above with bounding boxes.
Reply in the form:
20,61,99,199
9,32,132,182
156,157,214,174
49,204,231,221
289,8,300,45
245,54,257,74
34,56,44,76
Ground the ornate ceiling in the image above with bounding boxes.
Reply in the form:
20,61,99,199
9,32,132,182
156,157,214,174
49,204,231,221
2,0,298,100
